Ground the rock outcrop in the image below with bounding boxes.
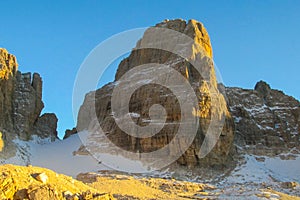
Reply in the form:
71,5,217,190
0,164,114,200
63,127,78,140
0,48,58,152
226,81,300,155
77,19,235,168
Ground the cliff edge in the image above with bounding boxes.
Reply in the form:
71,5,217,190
0,48,58,160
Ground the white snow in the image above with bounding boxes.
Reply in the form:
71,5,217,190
244,105,268,114
30,135,109,176
269,106,299,111
256,123,274,131
1,134,109,177
216,154,300,199
128,112,140,118
222,154,300,184
1,131,162,176
222,155,273,184
264,156,300,182
234,117,243,123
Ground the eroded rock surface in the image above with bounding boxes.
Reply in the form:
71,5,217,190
226,81,300,155
0,48,58,155
0,164,114,200
77,19,235,167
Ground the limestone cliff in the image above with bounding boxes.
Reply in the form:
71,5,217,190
77,19,235,167
0,48,58,155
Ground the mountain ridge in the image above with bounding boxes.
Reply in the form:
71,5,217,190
0,18,299,199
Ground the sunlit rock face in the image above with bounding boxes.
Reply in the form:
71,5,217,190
226,81,300,156
77,19,235,168
0,49,18,133
0,48,58,156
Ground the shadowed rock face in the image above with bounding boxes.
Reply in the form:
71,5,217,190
226,81,300,155
0,48,58,145
77,19,235,167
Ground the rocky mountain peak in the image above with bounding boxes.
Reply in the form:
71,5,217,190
77,19,234,168
155,19,213,58
115,19,216,87
254,80,271,98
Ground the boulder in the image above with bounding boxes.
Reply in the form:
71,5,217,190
33,172,49,184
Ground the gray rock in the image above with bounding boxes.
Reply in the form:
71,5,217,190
64,127,77,140
254,80,271,100
32,113,58,141
226,82,300,155
0,48,58,144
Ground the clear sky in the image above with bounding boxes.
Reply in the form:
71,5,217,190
1,1,299,138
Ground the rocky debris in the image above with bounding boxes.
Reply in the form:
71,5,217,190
64,191,78,200
1,164,299,200
73,145,90,156
256,191,281,199
33,172,48,184
255,156,266,162
77,171,300,200
0,164,114,200
77,19,234,167
226,81,300,155
62,190,113,200
0,171,16,199
281,181,298,189
64,127,78,140
63,191,72,197
26,185,61,200
77,172,215,200
0,48,58,156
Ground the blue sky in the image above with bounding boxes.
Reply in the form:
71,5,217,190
1,1,299,138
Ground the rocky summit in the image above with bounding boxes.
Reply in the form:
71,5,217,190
77,19,235,168
0,48,58,158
